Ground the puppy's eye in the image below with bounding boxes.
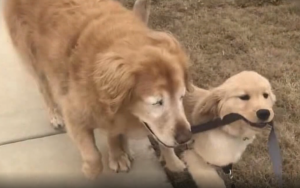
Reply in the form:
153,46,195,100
263,93,269,99
152,100,163,106
239,94,250,101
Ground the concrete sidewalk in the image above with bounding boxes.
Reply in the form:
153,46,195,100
0,1,172,187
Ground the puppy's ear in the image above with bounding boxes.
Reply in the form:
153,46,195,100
192,87,224,123
93,52,136,117
270,89,277,104
133,0,151,25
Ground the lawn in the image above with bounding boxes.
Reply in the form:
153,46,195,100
123,0,300,187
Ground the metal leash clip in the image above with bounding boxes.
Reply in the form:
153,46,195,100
228,169,233,179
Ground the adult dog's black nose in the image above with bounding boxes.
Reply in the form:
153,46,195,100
175,126,192,145
256,109,270,121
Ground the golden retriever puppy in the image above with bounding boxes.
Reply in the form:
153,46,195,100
180,71,276,188
4,0,192,179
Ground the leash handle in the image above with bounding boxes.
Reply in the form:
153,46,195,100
268,123,283,187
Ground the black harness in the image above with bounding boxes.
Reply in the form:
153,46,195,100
191,113,282,188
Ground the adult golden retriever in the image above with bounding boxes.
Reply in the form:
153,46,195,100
3,0,192,179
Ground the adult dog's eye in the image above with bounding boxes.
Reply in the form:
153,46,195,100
153,100,163,106
263,93,269,99
239,94,250,101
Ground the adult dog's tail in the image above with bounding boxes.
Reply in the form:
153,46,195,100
133,0,151,25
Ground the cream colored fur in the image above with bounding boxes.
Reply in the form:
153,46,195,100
158,72,276,179
181,71,276,188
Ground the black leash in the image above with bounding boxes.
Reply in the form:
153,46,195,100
191,113,283,187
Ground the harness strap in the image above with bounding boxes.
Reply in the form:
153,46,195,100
208,163,235,188
222,163,233,176
221,164,235,188
191,113,282,187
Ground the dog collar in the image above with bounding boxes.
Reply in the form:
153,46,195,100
191,113,283,187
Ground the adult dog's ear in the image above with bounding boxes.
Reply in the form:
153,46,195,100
93,52,136,117
133,0,151,25
192,87,224,124
147,30,192,92
184,65,193,92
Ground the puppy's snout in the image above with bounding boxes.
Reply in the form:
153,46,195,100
174,125,192,145
256,109,270,121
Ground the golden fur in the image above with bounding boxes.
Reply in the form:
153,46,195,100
3,0,193,179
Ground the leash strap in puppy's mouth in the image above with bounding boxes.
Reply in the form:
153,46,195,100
191,113,283,186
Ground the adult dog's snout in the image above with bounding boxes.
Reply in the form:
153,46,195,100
256,109,270,121
175,125,192,145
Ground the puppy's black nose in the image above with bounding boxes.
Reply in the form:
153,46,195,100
175,126,192,145
256,109,270,121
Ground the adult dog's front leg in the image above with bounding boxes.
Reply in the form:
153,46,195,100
107,134,133,173
159,144,187,172
36,72,64,129
64,110,102,179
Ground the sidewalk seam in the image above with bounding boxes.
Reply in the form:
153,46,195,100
0,131,66,146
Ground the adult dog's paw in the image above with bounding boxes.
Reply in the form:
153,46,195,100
82,161,103,180
109,152,133,173
165,156,187,173
50,113,65,130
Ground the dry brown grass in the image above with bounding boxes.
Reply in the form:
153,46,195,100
235,0,283,7
122,0,300,187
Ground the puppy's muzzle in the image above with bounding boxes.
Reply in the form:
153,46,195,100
256,109,270,121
